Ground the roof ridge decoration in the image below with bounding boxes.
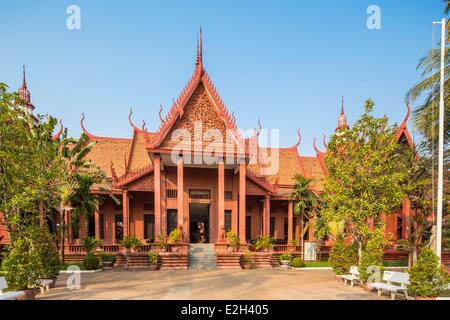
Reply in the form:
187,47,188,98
114,164,154,187
80,112,132,141
52,120,63,141
289,129,301,149
395,103,415,152
148,28,245,152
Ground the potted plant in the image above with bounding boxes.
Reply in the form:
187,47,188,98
100,252,116,268
408,248,450,300
148,250,160,271
289,239,298,252
226,231,240,252
120,236,142,254
254,235,274,252
241,250,254,269
157,235,169,252
289,257,306,269
83,252,100,270
168,228,182,252
279,253,292,269
82,236,102,254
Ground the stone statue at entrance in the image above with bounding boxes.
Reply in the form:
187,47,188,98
198,222,205,243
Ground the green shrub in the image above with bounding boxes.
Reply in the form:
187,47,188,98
253,235,274,251
226,231,240,250
279,253,292,261
36,232,60,279
289,257,305,268
329,238,358,275
148,250,159,265
408,248,450,298
83,253,100,270
290,239,298,247
120,236,142,251
100,252,116,263
169,228,182,244
1,236,43,289
358,228,385,282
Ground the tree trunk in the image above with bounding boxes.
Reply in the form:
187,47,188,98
358,241,363,265
412,247,418,266
60,208,65,265
39,200,45,227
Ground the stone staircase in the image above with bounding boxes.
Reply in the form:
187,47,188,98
188,244,217,270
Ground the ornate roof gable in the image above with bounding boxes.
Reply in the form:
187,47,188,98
147,29,245,154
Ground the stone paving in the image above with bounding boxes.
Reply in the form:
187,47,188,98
38,268,387,300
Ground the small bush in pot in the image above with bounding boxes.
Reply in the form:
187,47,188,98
169,228,182,252
148,250,160,270
100,253,116,267
120,236,142,253
279,253,292,268
254,235,274,252
289,257,305,268
83,253,100,270
226,231,240,252
157,235,169,252
241,250,254,269
408,248,450,299
82,236,102,254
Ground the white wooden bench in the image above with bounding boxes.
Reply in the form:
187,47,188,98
38,279,53,294
0,276,25,300
341,266,360,287
369,271,410,300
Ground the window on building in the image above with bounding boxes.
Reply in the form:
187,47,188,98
144,214,155,241
246,216,251,242
72,225,80,240
270,217,275,237
167,209,178,234
284,217,288,243
115,214,123,241
99,214,105,240
225,210,232,233
397,216,403,240
88,215,95,238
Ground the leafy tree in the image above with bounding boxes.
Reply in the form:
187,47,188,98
322,99,407,263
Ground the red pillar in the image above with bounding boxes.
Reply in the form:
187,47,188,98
402,198,411,240
239,163,246,243
177,157,184,237
94,206,100,240
263,195,271,236
154,155,161,237
122,190,129,238
218,161,225,241
288,201,293,244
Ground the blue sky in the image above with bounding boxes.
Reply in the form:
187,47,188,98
0,0,447,155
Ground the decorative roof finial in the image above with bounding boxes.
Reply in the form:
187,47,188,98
336,96,349,133
196,26,203,69
295,129,302,148
22,65,27,88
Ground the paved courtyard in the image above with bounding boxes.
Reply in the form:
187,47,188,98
38,268,387,300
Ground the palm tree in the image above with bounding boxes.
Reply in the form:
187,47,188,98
289,174,322,240
406,0,449,147
56,131,96,264
70,174,102,237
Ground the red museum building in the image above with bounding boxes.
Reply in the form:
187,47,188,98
0,33,417,263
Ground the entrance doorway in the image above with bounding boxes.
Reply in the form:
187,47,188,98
189,204,210,243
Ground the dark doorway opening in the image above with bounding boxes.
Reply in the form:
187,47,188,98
189,204,209,243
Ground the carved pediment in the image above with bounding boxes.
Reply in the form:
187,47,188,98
163,82,229,146
126,173,154,191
